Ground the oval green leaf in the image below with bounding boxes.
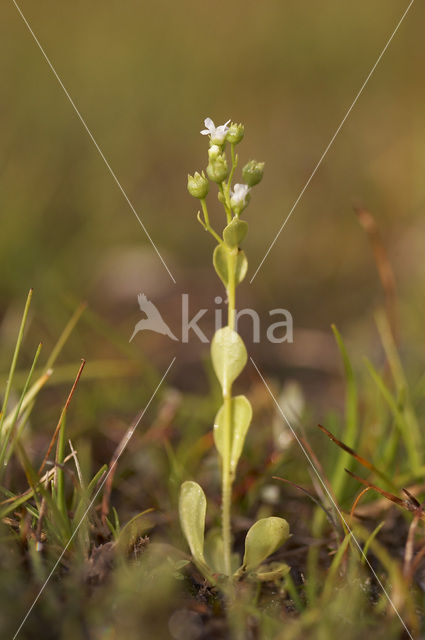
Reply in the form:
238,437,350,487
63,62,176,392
213,395,252,474
223,218,248,248
211,327,247,390
213,244,248,287
243,517,290,571
179,481,207,567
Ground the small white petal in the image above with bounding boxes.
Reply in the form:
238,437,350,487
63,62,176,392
204,117,214,130
230,183,250,208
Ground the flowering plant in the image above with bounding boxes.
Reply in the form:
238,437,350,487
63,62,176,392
180,118,290,584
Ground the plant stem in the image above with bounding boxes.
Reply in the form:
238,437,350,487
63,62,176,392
200,199,222,244
227,143,237,190
219,184,232,223
221,395,232,576
222,248,237,576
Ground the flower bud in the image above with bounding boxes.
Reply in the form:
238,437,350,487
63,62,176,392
206,154,229,183
187,171,209,199
242,160,265,187
230,183,250,215
226,122,244,145
217,190,226,204
208,145,221,161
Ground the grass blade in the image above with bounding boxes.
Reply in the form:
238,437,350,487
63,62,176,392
0,343,42,470
0,289,33,435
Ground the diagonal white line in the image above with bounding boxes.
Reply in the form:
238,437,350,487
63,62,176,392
12,357,176,640
250,0,415,284
250,357,414,640
12,0,176,285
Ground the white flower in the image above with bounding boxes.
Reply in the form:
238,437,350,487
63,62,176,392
230,183,250,212
201,117,231,144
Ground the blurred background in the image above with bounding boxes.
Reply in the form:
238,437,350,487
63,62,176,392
1,0,425,430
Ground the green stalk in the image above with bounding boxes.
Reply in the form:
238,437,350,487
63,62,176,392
219,184,232,223
222,248,237,577
200,199,222,244
329,325,358,501
0,289,33,435
0,342,42,471
375,310,422,474
226,143,237,191
45,301,86,370
55,413,67,520
222,389,232,576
